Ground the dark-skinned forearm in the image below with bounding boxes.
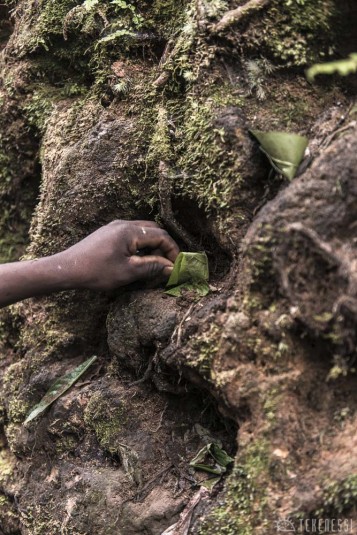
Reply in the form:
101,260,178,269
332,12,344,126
0,253,76,308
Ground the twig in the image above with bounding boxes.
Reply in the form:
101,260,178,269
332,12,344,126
153,70,171,88
211,0,270,34
153,39,182,87
320,121,356,150
150,402,168,433
162,487,210,535
171,302,196,347
134,464,173,502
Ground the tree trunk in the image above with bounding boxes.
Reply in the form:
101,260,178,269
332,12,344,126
0,0,356,533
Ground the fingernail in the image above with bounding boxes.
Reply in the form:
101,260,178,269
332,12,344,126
163,266,173,276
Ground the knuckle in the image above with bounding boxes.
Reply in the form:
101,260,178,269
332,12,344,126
157,228,170,240
148,261,160,278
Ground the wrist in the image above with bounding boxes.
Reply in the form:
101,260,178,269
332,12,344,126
0,253,79,309
29,253,79,293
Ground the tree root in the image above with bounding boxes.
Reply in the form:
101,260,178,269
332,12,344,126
159,160,200,251
211,0,271,34
153,0,270,88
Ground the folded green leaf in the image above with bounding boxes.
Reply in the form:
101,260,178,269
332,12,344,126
190,463,225,475
24,356,97,425
201,476,221,490
250,130,308,180
190,443,234,475
165,252,210,297
209,443,235,467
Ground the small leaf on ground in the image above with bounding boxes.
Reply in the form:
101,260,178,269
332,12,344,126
190,443,234,487
201,476,221,490
250,129,308,180
24,356,97,425
209,443,235,467
165,252,210,297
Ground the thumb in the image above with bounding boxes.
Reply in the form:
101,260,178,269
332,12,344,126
129,255,174,281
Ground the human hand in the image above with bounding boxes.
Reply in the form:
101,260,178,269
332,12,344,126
59,220,180,291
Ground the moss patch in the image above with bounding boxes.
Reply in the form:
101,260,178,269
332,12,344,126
84,391,127,453
199,439,270,535
314,475,357,516
243,0,335,68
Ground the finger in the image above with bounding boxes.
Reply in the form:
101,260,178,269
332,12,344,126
109,220,160,229
136,247,164,258
129,255,174,280
131,220,161,229
131,228,180,263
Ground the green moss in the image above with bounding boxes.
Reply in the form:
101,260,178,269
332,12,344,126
173,92,241,213
0,446,15,483
7,397,31,423
2,362,25,394
19,504,64,535
21,82,89,134
0,492,19,533
199,439,270,535
326,355,352,381
0,149,12,188
84,391,126,453
146,106,173,168
248,233,276,280
263,386,282,423
0,225,28,263
55,434,79,454
0,118,39,263
247,0,335,68
148,0,187,38
143,82,240,216
4,423,21,454
311,476,357,517
22,88,55,133
189,324,220,378
26,0,79,53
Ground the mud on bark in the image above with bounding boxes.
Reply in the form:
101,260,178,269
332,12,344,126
0,0,356,534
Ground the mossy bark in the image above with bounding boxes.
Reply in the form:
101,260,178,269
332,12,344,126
0,1,356,534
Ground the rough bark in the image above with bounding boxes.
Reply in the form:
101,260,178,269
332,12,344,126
0,0,356,534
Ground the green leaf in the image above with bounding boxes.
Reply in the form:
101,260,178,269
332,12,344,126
249,130,308,180
201,476,221,490
165,252,210,297
306,54,357,82
24,356,97,424
191,462,225,475
190,444,209,466
190,443,234,475
209,443,234,467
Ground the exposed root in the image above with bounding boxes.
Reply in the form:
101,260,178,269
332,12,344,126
153,71,171,88
159,160,200,251
162,487,210,535
171,302,196,347
134,464,174,502
211,0,270,34
128,345,160,386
